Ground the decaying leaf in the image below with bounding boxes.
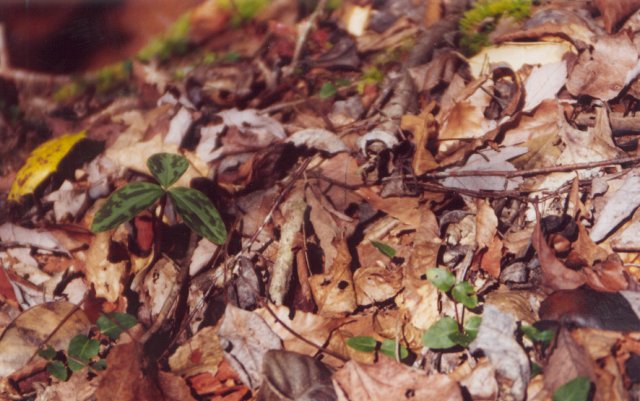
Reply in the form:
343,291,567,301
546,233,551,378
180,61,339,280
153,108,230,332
9,131,87,202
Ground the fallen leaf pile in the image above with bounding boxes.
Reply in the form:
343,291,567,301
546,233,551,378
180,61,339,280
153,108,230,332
4,0,640,400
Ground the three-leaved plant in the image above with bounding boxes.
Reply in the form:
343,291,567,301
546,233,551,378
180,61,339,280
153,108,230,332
422,268,482,350
91,153,226,244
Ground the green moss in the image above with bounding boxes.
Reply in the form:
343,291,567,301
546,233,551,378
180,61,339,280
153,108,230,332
95,60,132,94
53,81,84,102
459,0,531,55
218,0,269,26
138,13,192,62
357,66,384,93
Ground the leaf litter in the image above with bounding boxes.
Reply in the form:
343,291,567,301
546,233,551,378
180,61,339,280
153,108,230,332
5,0,640,400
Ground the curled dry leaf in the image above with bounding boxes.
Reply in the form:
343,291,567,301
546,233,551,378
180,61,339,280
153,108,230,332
543,328,596,396
353,265,402,306
333,356,463,401
590,170,640,242
532,205,585,291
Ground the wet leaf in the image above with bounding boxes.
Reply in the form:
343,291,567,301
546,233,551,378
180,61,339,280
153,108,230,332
380,339,409,359
452,282,478,309
146,152,189,188
552,376,591,401
97,312,138,340
168,187,227,244
91,182,164,232
426,268,455,292
8,131,87,202
346,336,377,353
423,317,458,349
371,241,396,258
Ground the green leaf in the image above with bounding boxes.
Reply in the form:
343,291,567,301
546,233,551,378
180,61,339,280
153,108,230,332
452,281,478,309
346,336,377,353
426,268,455,292
380,339,409,359
91,359,107,371
371,241,396,258
147,153,189,188
97,312,138,340
422,317,459,349
47,361,69,381
318,82,337,99
449,330,475,347
521,324,555,345
464,316,482,337
91,182,164,232
68,334,100,369
552,376,591,401
39,346,56,361
168,187,227,244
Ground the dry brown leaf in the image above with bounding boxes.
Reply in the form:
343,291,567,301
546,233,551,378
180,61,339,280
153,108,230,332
333,357,463,401
0,302,89,377
590,170,640,242
157,370,198,401
217,304,283,389
480,236,504,279
532,206,585,291
168,326,223,378
255,305,347,369
475,199,498,250
306,187,340,272
583,253,628,292
353,265,402,306
595,0,640,32
566,32,639,100
401,107,439,175
95,341,165,401
544,328,596,396
309,240,357,316
355,187,421,229
523,61,567,113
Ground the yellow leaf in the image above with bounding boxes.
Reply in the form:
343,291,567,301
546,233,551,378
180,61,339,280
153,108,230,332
9,131,87,202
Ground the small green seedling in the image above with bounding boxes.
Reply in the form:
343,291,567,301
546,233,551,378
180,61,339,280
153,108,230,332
371,241,396,258
346,336,409,360
552,376,591,401
91,153,226,245
39,312,137,381
422,268,481,349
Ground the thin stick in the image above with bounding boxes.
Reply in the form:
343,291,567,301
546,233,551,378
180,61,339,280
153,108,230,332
284,0,328,77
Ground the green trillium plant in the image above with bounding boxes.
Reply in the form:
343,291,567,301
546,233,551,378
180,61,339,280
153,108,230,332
91,153,226,244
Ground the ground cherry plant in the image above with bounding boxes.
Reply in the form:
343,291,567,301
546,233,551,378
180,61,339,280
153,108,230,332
91,152,226,244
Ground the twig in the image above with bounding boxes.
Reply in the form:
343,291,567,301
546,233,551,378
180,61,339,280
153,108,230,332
421,155,640,179
0,23,8,71
284,0,328,77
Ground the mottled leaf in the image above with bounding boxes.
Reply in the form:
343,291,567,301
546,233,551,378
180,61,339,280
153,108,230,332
91,182,164,233
427,268,455,292
346,336,377,353
97,312,138,340
146,152,189,188
168,187,227,244
9,131,86,202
